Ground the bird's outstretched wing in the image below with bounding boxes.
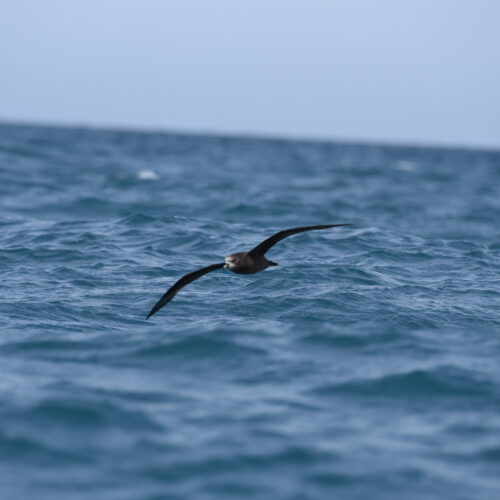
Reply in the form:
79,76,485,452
248,224,351,257
146,263,224,319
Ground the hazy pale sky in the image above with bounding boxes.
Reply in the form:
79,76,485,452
1,0,499,147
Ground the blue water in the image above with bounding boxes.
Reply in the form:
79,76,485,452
1,122,500,499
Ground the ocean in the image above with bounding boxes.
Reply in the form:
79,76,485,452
1,122,499,499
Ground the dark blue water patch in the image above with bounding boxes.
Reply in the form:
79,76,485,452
311,365,497,399
8,397,161,433
131,333,269,374
0,433,92,465
479,447,500,462
1,122,500,500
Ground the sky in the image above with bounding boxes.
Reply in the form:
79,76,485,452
1,0,499,148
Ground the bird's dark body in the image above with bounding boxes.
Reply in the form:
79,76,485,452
225,252,277,274
146,223,351,318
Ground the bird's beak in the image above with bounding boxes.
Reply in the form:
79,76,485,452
223,264,229,269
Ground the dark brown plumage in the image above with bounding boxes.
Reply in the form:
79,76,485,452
146,224,350,318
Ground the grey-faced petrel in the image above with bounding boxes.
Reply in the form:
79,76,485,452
146,224,351,319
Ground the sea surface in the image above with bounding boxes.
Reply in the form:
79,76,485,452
1,122,499,500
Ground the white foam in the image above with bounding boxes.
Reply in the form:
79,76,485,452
137,169,159,180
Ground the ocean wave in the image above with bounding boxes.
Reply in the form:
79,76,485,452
312,366,495,398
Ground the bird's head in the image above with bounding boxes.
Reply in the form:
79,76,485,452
224,254,240,270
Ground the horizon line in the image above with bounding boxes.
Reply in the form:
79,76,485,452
1,116,499,154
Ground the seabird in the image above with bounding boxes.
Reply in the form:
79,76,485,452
146,224,351,319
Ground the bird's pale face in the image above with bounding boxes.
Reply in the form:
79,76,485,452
224,254,240,269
